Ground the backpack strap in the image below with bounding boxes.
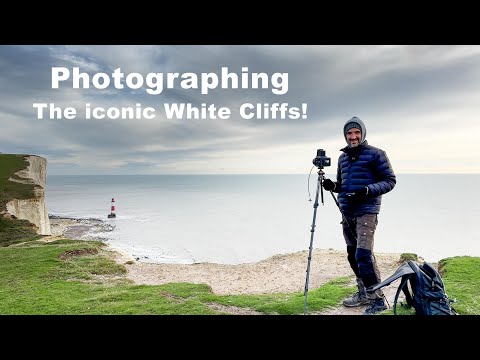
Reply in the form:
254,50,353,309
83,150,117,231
369,262,415,292
393,274,414,315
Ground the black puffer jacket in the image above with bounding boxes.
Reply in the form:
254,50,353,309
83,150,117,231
335,141,396,215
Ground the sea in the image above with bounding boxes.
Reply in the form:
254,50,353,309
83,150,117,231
45,174,480,265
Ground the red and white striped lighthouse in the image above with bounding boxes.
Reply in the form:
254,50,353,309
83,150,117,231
108,197,116,218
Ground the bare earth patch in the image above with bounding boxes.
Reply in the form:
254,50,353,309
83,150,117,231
109,247,406,315
59,248,98,260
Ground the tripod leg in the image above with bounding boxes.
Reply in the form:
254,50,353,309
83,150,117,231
303,171,324,314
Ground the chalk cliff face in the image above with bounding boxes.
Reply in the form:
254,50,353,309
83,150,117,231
6,155,51,235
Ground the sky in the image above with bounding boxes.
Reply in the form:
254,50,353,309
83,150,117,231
1,45,479,175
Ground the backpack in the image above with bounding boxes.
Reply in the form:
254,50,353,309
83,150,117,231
369,260,458,315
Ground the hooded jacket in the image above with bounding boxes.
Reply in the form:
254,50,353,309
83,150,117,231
335,141,396,216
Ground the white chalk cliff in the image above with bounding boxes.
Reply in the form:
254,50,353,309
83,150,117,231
6,155,51,235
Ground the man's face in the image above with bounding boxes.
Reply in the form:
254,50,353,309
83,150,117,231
346,128,362,147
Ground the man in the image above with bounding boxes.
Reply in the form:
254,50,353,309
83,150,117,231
322,116,396,315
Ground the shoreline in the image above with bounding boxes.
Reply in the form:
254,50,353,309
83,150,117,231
48,215,406,286
49,215,115,242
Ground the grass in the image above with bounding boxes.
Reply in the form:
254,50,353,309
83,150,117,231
0,154,41,247
0,238,478,315
0,154,37,209
208,277,353,315
399,253,418,262
2,238,477,315
0,217,40,246
0,239,355,315
439,256,480,315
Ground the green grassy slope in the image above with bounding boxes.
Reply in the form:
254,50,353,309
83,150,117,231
0,154,39,245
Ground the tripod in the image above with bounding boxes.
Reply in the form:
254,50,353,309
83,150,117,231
303,170,358,314
303,167,326,315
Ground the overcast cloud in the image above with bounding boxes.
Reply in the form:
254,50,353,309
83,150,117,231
1,45,479,174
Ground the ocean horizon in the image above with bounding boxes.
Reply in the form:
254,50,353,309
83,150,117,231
46,174,480,265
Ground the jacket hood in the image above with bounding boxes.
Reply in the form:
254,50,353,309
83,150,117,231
343,116,367,146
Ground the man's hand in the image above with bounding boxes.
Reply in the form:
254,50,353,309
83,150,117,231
346,187,369,202
322,179,336,191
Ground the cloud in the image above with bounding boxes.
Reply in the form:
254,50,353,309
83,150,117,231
1,45,479,174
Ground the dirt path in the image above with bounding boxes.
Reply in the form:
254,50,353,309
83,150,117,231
110,247,408,315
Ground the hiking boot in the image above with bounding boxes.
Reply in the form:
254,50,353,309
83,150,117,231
343,278,369,307
342,291,369,307
362,298,388,315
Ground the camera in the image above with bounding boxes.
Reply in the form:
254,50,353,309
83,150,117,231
312,149,331,168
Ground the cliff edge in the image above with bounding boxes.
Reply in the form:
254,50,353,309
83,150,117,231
2,155,51,235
